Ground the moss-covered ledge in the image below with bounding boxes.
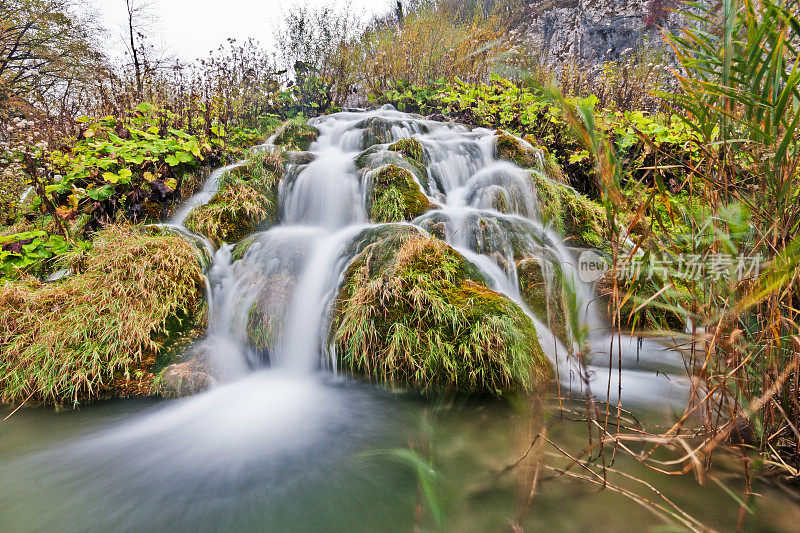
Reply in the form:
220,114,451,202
184,151,282,246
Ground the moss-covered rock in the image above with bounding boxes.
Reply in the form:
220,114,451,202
529,171,607,249
355,145,430,190
153,359,214,398
184,152,281,246
332,233,551,394
517,257,567,343
366,164,433,223
388,138,426,164
494,132,541,168
273,118,320,151
0,224,207,405
282,150,316,167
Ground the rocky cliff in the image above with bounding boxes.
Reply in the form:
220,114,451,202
525,0,684,63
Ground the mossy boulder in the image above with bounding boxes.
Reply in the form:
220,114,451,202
529,171,607,249
388,138,426,164
0,225,207,404
184,152,281,246
494,132,541,168
246,272,296,356
282,150,316,167
332,233,551,394
366,164,433,223
273,118,320,151
355,145,430,190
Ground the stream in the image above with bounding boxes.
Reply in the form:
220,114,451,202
1,107,798,531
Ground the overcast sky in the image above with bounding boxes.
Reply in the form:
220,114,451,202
91,0,391,63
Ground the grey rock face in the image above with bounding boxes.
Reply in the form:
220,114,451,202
527,0,683,63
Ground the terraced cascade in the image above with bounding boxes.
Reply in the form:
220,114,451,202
171,106,689,402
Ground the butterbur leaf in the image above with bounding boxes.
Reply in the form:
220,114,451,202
117,168,133,183
102,171,119,183
165,154,180,166
164,178,178,192
143,171,156,183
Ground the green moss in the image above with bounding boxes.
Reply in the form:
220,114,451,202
495,132,541,168
332,234,551,395
273,118,320,151
185,152,281,246
516,258,567,343
367,165,433,223
529,171,607,249
388,138,426,163
0,224,206,405
356,146,430,190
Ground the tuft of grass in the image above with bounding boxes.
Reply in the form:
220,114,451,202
272,117,320,151
367,164,433,223
332,233,551,395
0,224,206,405
184,151,282,245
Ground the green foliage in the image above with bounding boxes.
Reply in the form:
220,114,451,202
333,233,551,395
0,229,72,278
0,224,206,405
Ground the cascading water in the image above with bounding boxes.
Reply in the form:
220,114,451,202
0,107,702,532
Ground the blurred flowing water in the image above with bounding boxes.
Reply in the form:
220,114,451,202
1,108,795,531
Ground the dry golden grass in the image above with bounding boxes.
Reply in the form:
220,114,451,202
0,224,206,405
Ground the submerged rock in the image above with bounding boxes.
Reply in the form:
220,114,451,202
154,359,214,398
332,233,551,394
517,257,568,343
246,272,296,356
366,164,434,223
273,119,320,151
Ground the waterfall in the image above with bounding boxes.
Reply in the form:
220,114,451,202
178,105,689,405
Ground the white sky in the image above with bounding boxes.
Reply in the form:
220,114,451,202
91,0,392,63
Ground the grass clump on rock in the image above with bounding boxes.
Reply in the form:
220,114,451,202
272,118,320,151
367,164,433,223
0,225,206,405
388,137,426,163
332,233,551,395
184,151,281,246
